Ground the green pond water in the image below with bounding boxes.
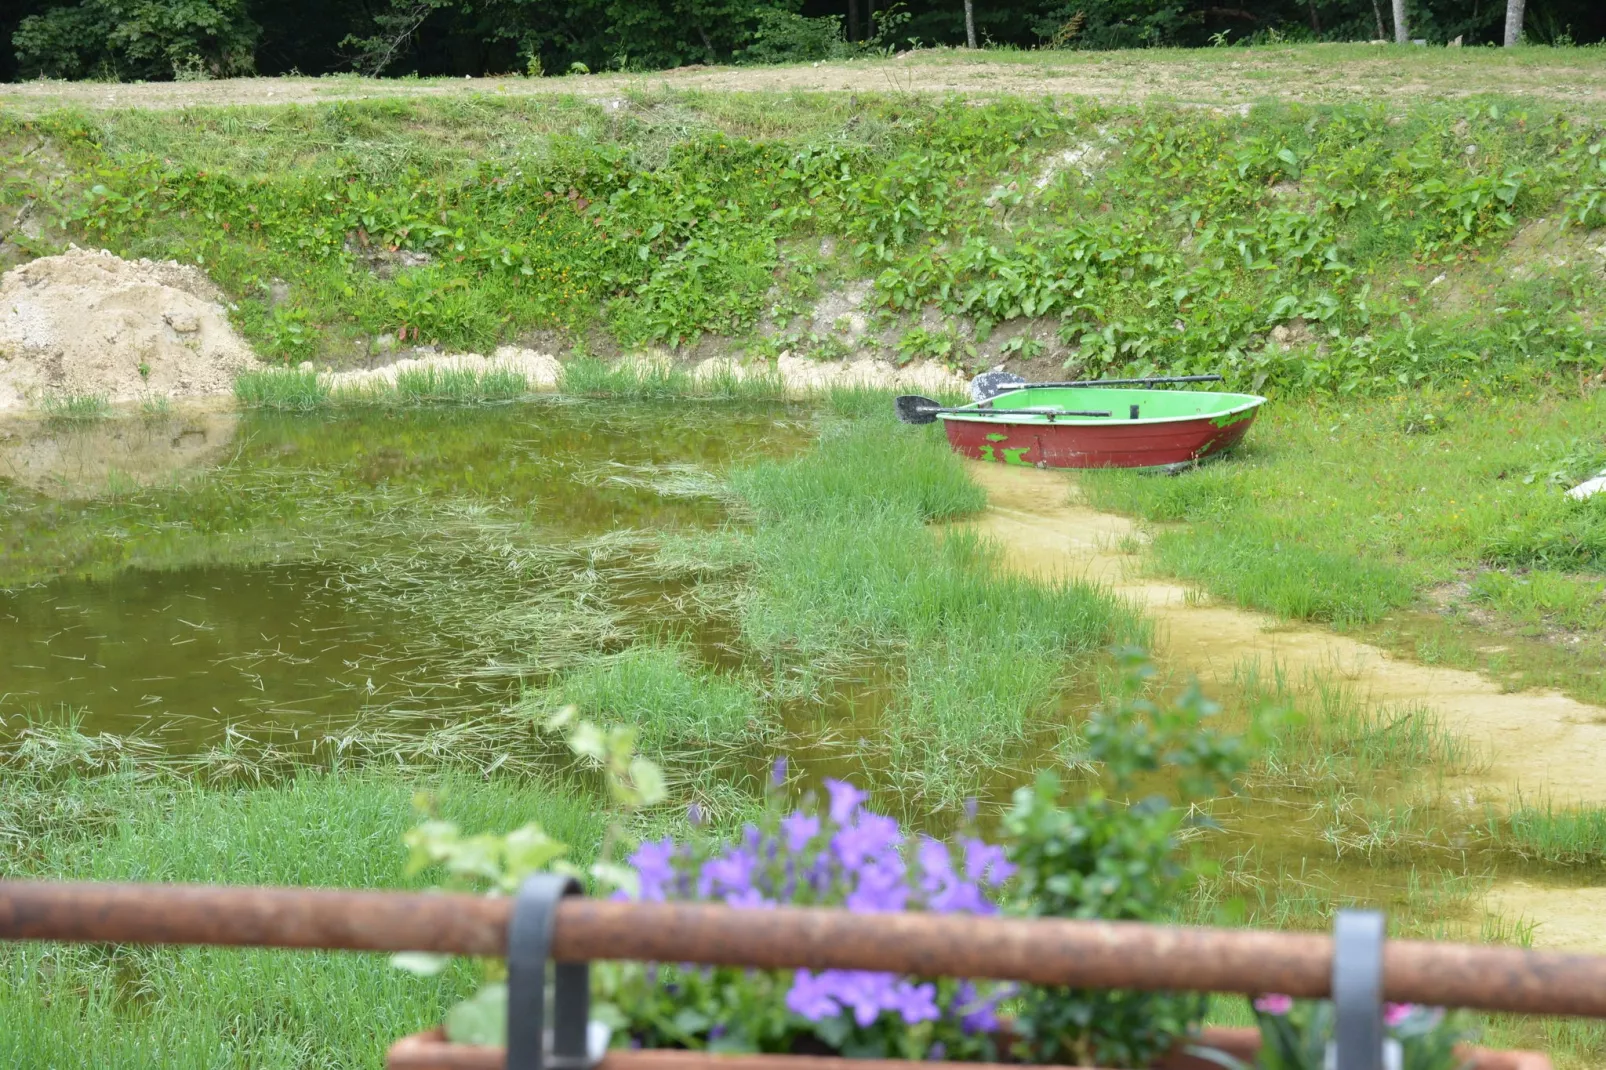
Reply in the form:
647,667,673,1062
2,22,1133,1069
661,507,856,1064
0,401,814,745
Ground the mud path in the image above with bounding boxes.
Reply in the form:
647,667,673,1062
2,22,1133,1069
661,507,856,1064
962,461,1606,953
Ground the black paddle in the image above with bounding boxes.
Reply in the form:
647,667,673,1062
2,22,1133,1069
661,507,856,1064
895,395,1112,426
971,371,1224,402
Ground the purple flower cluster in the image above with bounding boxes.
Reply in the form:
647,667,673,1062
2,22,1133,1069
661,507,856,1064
623,775,1015,1034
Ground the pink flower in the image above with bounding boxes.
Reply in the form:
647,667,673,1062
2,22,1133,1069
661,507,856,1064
1384,1003,1417,1028
1254,994,1294,1016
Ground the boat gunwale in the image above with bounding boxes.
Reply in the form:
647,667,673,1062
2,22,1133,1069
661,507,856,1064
935,389,1267,428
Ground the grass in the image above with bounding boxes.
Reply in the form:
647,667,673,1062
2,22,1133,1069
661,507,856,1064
1081,392,1606,701
392,364,530,403
39,391,111,422
234,367,330,410
723,407,1146,807
235,365,532,410
1499,803,1606,868
1469,569,1606,635
0,761,606,1070
539,642,770,753
557,356,787,401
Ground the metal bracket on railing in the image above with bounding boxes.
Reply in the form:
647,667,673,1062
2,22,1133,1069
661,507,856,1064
507,874,593,1070
1332,910,1386,1070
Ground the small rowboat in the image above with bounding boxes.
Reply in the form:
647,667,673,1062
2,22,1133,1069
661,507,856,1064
897,376,1265,471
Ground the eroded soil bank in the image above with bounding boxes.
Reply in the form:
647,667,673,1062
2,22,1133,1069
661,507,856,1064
958,460,1606,952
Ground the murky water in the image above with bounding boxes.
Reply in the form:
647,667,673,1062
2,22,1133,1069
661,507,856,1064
0,401,814,742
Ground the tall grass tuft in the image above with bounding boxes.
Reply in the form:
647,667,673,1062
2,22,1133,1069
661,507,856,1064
39,392,111,422
390,365,530,404
726,416,1144,802
234,367,331,411
1501,802,1606,866
559,356,692,399
540,643,769,752
734,412,986,524
557,356,787,401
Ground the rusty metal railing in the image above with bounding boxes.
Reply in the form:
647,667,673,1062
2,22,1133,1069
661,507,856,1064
0,879,1603,1019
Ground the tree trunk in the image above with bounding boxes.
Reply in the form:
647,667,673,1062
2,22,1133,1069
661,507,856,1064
1370,0,1386,39
963,0,977,48
1504,0,1526,45
1307,0,1321,34
847,0,859,42
1391,0,1408,42
866,0,876,42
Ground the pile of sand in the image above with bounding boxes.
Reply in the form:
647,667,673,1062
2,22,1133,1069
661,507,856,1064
0,247,259,410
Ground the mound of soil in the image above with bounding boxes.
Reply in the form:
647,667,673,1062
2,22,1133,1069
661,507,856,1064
0,247,259,411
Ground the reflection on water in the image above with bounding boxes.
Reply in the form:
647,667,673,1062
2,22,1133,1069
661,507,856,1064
0,405,240,497
1,400,813,743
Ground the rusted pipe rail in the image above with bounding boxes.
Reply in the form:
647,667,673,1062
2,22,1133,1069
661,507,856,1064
3,881,1605,1019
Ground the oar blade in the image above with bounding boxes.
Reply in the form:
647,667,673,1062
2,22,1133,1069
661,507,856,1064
895,395,942,425
970,370,1029,402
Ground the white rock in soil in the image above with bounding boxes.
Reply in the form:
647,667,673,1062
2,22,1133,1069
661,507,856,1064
1566,473,1606,501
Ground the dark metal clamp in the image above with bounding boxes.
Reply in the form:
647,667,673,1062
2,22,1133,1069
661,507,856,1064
508,874,597,1070
1332,909,1387,1070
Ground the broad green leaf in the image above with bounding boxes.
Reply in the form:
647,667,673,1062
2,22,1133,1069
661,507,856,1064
444,983,507,1046
391,951,451,976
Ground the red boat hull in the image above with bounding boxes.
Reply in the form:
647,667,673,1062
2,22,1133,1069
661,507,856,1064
940,410,1256,470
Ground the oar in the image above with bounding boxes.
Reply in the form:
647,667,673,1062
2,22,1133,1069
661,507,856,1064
895,395,1112,426
971,371,1224,402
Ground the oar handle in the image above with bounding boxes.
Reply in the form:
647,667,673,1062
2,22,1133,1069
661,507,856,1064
1034,375,1225,389
951,407,1112,419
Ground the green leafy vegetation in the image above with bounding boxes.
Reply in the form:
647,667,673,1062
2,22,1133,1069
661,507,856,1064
6,92,1606,399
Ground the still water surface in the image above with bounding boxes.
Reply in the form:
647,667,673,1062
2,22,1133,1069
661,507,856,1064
0,400,813,743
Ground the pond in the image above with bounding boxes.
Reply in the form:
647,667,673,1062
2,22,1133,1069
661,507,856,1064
0,401,814,745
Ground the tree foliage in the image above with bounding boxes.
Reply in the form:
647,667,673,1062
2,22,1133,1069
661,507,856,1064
3,0,1604,82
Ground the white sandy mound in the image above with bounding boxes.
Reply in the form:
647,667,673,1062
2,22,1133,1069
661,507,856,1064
327,346,561,392
0,247,260,410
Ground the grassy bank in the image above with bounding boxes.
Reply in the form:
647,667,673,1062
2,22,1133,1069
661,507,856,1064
0,765,605,1069
5,90,1606,395
1082,392,1606,701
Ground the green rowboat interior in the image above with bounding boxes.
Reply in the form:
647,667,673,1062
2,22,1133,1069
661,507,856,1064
948,387,1268,425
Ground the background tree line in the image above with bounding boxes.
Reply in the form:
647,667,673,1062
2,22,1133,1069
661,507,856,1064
1,0,1602,84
